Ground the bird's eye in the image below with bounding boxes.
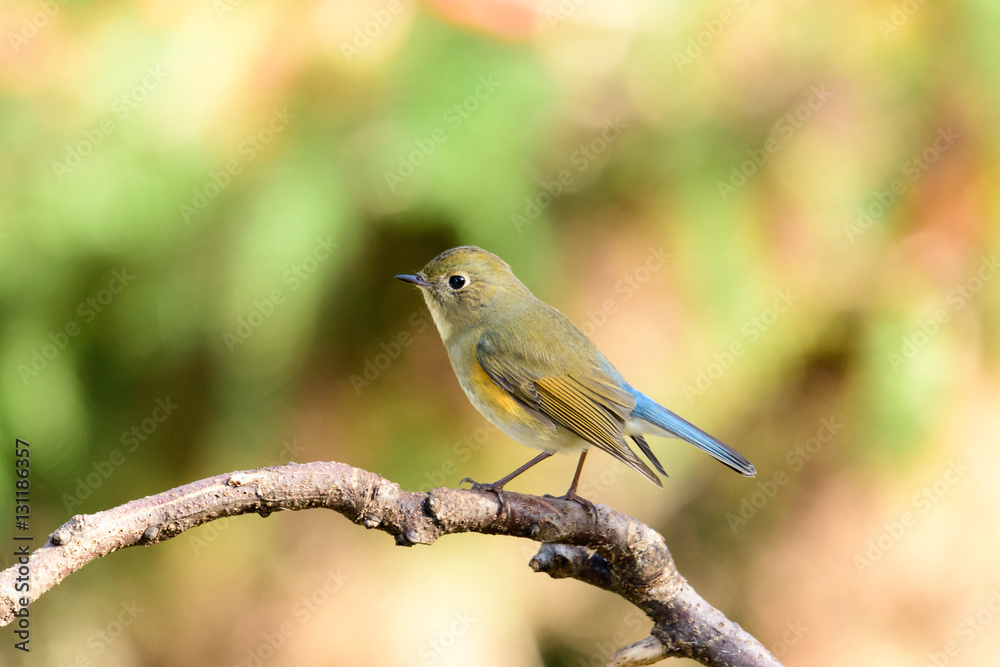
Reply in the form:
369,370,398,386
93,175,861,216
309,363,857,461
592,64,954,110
448,275,467,290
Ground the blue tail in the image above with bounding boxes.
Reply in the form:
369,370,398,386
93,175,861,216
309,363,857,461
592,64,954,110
630,390,756,477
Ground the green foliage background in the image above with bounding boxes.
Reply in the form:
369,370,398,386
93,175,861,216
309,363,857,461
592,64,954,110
1,0,999,665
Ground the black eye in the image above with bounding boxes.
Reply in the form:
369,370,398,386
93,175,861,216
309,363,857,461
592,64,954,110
448,275,466,290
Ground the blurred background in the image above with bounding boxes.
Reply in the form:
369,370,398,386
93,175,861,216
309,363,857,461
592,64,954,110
1,0,999,665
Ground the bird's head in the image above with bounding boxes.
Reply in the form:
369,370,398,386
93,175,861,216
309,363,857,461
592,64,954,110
396,246,527,340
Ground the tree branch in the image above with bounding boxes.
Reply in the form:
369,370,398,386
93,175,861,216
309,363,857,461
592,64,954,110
0,461,782,666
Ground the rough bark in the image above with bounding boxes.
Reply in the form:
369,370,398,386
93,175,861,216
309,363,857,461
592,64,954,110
0,461,782,666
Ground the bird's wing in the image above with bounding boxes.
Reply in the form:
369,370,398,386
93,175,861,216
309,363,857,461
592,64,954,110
476,333,662,486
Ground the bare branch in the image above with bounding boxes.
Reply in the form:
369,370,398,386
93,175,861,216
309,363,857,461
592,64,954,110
0,461,782,666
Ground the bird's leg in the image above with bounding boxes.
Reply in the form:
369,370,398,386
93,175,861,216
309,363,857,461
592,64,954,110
461,451,554,513
544,451,597,517
565,450,588,500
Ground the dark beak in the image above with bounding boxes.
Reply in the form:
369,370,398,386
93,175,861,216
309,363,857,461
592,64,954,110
395,274,430,287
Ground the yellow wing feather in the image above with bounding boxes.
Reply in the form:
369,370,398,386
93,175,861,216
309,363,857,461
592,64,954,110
477,337,661,486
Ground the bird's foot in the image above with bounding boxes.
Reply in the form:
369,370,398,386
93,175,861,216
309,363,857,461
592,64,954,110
460,477,509,515
544,489,598,520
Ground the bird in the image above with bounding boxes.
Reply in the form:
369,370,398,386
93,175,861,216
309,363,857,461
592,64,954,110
396,246,755,501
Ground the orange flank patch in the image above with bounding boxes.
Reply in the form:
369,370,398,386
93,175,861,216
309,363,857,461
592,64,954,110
469,362,532,425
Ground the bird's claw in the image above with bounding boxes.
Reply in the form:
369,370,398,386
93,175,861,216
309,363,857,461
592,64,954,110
460,477,508,515
544,490,598,520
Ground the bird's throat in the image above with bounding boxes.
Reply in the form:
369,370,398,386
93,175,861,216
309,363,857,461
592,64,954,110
420,290,454,342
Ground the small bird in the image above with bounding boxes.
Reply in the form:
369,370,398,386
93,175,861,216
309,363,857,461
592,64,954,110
396,246,755,501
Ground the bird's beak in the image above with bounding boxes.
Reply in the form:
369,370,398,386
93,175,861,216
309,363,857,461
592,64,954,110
395,273,430,288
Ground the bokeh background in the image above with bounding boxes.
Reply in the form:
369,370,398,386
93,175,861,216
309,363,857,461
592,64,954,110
2,0,999,665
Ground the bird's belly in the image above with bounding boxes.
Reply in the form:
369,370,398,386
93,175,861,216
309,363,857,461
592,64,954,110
457,363,587,455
